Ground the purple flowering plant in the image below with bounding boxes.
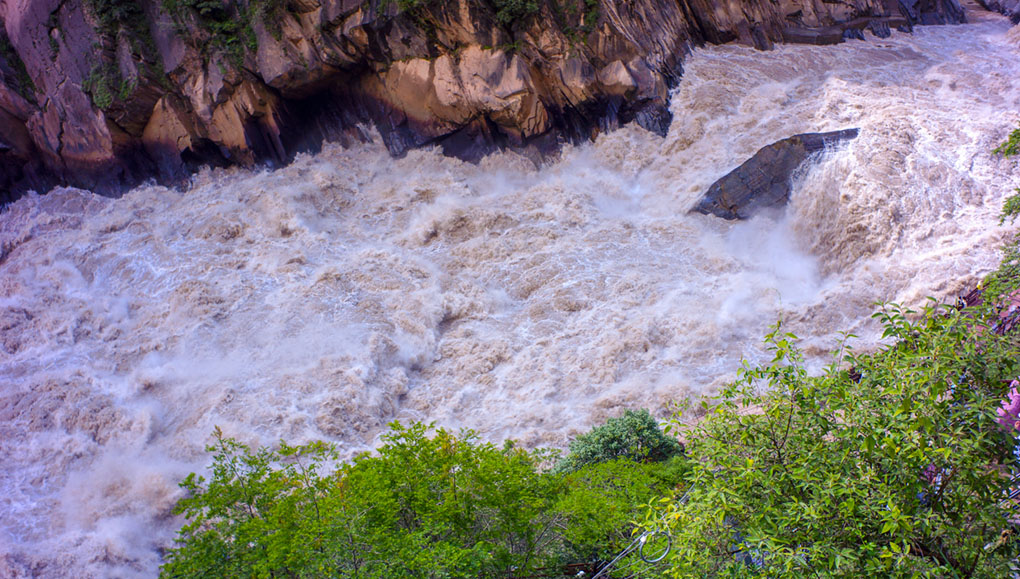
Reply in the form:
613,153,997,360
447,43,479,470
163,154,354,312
998,380,1020,432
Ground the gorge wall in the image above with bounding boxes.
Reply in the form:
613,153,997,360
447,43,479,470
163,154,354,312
0,0,965,202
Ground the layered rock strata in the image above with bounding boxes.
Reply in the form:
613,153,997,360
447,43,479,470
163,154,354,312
0,0,965,202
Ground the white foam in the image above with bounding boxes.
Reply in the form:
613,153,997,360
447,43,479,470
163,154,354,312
3,11,1020,577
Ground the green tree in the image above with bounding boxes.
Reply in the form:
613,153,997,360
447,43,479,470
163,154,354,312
161,423,567,578
327,423,564,577
555,456,687,563
161,429,338,578
995,125,1020,158
995,124,1020,226
555,408,684,473
650,305,1020,578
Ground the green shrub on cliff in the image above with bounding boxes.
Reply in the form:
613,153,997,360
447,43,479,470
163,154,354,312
491,0,540,25
83,0,147,37
161,0,265,63
551,0,600,41
649,304,1020,578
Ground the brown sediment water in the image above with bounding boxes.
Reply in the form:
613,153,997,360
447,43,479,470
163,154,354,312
2,9,1020,577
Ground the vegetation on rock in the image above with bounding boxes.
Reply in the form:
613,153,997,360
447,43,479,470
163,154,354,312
83,0,149,41
551,0,601,42
160,0,287,64
0,29,36,103
78,0,160,110
490,0,542,25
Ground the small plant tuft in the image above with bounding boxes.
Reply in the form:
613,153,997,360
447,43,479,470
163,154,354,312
82,63,118,110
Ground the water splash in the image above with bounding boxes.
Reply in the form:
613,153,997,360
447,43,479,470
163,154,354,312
3,10,1020,577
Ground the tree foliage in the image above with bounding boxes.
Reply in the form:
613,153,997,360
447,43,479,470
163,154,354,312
555,408,684,473
650,303,1020,577
994,123,1020,227
995,125,1020,158
162,419,685,578
555,456,687,563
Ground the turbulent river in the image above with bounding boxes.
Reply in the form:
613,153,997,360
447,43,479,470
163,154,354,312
4,8,1020,577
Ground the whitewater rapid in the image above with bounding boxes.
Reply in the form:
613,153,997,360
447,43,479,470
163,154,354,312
4,8,1020,577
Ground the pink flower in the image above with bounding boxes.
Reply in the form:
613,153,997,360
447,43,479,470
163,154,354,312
997,380,1020,432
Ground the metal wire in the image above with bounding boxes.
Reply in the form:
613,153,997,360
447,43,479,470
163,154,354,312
588,530,661,579
586,485,693,578
638,531,671,563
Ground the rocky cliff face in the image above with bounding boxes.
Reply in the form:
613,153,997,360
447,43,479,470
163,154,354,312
0,0,966,202
978,0,1020,22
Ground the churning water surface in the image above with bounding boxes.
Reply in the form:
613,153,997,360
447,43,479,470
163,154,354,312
3,8,1020,577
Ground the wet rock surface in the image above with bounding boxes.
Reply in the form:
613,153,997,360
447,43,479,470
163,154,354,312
978,0,1020,21
692,129,860,220
0,0,965,201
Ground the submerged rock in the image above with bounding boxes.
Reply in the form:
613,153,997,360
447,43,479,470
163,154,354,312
691,129,859,220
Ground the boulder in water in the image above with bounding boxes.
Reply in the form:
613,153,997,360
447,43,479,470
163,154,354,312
691,129,859,220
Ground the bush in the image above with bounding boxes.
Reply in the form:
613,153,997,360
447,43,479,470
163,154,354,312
555,408,684,473
995,125,1020,158
555,456,687,563
161,0,261,63
994,124,1020,227
162,417,688,577
650,305,1020,578
162,423,567,578
491,0,540,25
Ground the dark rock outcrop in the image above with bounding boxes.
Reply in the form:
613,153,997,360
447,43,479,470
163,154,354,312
0,0,964,202
978,0,1020,22
692,129,860,220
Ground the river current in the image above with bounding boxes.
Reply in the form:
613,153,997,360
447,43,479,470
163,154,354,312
3,9,1020,577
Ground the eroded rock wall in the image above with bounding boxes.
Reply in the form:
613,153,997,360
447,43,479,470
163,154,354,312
0,0,966,200
978,0,1020,22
